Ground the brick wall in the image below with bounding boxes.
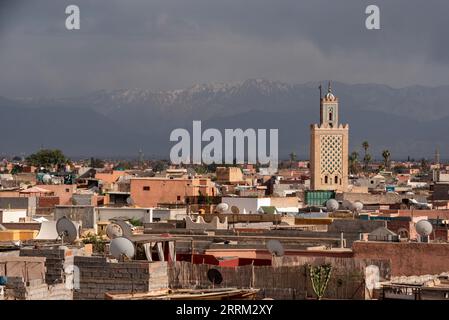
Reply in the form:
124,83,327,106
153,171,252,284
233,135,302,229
4,277,72,300
37,196,60,208
73,256,168,300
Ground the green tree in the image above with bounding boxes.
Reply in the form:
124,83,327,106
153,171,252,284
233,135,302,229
362,141,370,171
308,264,333,300
362,141,369,152
382,150,391,170
420,158,430,173
289,152,297,162
90,157,104,168
26,149,68,170
152,160,168,173
363,154,372,172
348,151,359,174
11,165,23,175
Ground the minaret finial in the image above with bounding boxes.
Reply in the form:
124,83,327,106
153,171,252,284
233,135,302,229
328,81,332,93
319,83,322,100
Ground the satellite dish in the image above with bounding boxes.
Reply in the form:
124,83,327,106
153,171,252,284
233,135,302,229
126,197,134,206
230,206,240,214
42,174,52,184
111,219,134,239
215,203,229,213
416,220,433,236
352,201,364,212
207,269,223,285
266,240,285,257
56,216,79,244
106,223,123,239
326,199,339,212
342,200,354,210
110,237,135,260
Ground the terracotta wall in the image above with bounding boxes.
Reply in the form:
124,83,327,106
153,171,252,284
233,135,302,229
353,241,449,276
130,178,215,207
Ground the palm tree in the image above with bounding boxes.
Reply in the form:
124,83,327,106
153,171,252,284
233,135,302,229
382,150,391,170
362,141,370,171
363,154,372,173
348,152,359,174
362,141,369,154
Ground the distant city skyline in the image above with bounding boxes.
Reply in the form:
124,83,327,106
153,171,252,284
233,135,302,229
1,0,449,97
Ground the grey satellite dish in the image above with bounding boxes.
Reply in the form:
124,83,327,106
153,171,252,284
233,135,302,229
42,174,52,184
126,197,134,206
230,206,240,214
109,219,133,239
110,237,135,260
106,223,123,239
326,199,339,212
215,203,229,213
207,269,223,285
416,220,433,237
266,240,285,257
56,216,79,244
352,201,363,212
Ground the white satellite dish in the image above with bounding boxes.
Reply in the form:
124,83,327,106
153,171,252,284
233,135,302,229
110,237,135,260
108,219,133,239
266,240,285,257
326,199,339,212
42,174,52,184
215,203,229,213
56,216,79,244
416,220,433,237
352,201,364,213
106,223,123,239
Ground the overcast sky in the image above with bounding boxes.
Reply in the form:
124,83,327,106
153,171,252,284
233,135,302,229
1,0,449,97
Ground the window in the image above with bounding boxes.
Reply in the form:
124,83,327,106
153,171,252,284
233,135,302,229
329,112,333,121
335,176,338,184
143,186,150,191
65,188,70,192
177,196,181,201
324,176,328,184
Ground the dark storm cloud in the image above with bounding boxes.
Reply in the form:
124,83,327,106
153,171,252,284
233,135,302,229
1,0,449,97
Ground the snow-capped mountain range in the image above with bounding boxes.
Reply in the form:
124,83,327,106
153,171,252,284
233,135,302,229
1,79,449,159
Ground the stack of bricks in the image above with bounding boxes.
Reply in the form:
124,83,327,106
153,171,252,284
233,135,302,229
19,246,87,285
4,276,72,300
20,248,67,284
73,256,168,300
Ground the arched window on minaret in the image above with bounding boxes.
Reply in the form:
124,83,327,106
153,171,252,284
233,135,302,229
329,112,333,121
324,176,328,184
335,176,338,184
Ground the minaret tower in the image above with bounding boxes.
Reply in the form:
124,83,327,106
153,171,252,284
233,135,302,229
310,82,349,192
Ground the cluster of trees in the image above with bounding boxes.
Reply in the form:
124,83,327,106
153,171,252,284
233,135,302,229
348,141,391,175
26,149,69,170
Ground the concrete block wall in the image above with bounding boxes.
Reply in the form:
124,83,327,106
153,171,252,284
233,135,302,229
20,246,88,285
73,256,168,300
4,276,72,300
20,248,66,284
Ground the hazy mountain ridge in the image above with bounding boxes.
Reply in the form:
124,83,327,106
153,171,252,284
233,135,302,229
1,79,448,159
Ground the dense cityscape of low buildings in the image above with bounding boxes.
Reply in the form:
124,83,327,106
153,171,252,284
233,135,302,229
1,87,449,300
